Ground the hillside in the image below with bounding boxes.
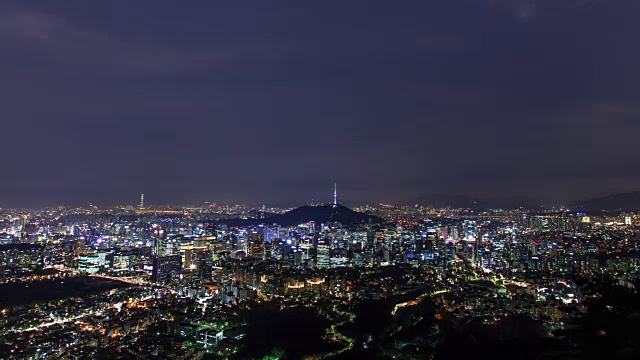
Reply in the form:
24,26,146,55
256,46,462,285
570,192,640,211
267,204,384,226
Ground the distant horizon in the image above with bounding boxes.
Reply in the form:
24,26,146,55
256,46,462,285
3,190,639,210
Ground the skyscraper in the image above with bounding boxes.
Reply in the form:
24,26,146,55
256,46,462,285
333,183,337,206
475,226,483,266
140,194,145,209
264,225,281,244
316,238,331,268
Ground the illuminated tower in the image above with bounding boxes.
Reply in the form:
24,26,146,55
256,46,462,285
140,194,144,209
333,183,337,206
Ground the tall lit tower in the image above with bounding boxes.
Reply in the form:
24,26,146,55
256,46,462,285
333,183,337,205
140,194,144,209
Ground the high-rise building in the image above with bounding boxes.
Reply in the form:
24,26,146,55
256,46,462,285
475,226,482,266
293,249,303,266
263,242,273,261
152,255,181,283
264,225,280,244
152,226,165,256
78,250,101,274
248,241,264,258
140,193,145,209
316,239,331,268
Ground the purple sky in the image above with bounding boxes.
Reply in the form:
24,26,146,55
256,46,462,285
0,0,638,207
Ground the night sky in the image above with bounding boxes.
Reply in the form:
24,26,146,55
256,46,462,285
1,0,638,208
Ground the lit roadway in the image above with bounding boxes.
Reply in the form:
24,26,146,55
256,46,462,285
0,294,157,335
0,266,177,335
90,273,150,285
46,265,177,293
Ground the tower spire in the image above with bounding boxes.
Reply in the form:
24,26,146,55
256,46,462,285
333,183,337,205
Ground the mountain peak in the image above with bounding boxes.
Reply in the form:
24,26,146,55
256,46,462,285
570,192,640,211
267,203,384,226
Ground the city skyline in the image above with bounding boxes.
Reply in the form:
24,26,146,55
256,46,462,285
2,196,639,358
1,1,639,207
3,187,640,210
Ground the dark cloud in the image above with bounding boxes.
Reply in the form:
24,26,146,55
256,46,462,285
0,8,275,75
0,0,637,207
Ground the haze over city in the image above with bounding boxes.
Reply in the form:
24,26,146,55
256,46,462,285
1,0,639,207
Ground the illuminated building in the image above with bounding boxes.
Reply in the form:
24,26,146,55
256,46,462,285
476,226,483,266
152,255,181,283
264,225,280,243
263,242,273,261
248,240,264,258
78,250,101,274
316,239,331,268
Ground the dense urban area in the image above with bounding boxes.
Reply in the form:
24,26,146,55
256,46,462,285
2,194,640,359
